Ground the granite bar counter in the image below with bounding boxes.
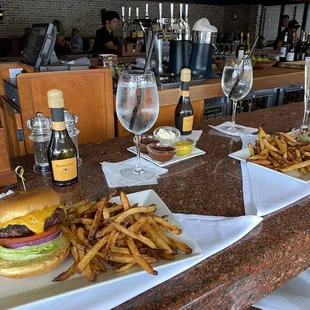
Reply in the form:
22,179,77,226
2,102,310,309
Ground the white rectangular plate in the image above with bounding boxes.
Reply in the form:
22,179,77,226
127,146,206,167
229,144,310,184
0,190,203,310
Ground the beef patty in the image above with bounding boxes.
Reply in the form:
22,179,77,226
0,208,65,238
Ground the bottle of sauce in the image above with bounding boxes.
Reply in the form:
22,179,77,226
175,68,194,135
47,89,78,186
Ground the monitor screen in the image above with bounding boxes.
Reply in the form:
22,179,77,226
21,23,57,70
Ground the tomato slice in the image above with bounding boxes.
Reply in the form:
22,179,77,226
0,225,59,247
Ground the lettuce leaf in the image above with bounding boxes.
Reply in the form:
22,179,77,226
0,234,70,261
300,132,310,143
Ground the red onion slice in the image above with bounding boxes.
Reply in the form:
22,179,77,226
4,229,61,249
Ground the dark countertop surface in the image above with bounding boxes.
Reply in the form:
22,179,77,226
2,102,310,309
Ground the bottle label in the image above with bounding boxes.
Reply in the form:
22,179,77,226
180,90,189,97
182,115,194,132
137,31,144,38
52,158,77,182
280,47,287,57
52,121,66,131
286,52,294,62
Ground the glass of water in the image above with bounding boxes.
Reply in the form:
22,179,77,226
221,58,253,133
116,70,159,180
302,57,310,133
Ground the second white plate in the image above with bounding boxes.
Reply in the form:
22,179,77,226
127,147,206,167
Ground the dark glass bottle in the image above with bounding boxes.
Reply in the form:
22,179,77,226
47,89,78,186
175,68,194,135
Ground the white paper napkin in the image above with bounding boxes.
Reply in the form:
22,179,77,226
182,130,203,142
209,121,258,137
240,135,310,216
101,158,168,188
17,214,262,310
254,268,310,310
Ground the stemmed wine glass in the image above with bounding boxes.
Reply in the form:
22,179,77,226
221,58,253,133
116,70,159,180
301,57,310,133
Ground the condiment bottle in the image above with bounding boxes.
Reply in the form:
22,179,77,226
64,109,82,166
27,112,51,173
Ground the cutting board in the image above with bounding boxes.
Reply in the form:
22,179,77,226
276,60,305,69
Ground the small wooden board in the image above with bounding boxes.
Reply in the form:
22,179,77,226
276,60,305,70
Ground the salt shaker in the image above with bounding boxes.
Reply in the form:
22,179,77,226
64,109,82,166
27,112,51,173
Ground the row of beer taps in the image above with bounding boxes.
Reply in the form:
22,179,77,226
121,3,190,42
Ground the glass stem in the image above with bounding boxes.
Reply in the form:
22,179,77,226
134,134,143,175
231,100,238,127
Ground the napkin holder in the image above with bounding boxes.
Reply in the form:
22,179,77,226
0,126,17,186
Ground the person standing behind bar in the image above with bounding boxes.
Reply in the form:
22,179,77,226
274,19,300,50
93,11,120,56
280,15,290,31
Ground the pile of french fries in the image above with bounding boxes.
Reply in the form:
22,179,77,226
247,127,310,175
53,191,192,282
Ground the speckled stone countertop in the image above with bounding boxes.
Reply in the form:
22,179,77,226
2,102,310,309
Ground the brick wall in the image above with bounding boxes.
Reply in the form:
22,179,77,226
0,0,224,36
248,4,263,43
222,5,250,34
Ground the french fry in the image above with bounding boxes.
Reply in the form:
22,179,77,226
53,262,78,282
108,220,157,249
279,132,298,143
152,215,182,235
263,138,280,153
280,160,310,172
60,226,84,252
248,143,255,156
115,263,136,273
250,159,272,165
167,237,193,254
248,155,268,161
120,191,130,211
126,238,158,275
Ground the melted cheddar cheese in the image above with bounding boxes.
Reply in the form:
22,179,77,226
0,205,65,234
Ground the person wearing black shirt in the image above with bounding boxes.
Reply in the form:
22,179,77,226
93,11,119,56
274,19,300,50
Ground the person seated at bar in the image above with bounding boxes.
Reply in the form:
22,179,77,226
274,19,300,50
52,19,65,36
86,37,95,53
54,34,72,55
71,28,84,53
93,10,120,56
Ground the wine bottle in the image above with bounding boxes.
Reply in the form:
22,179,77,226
286,33,296,62
280,32,288,62
47,89,78,186
244,33,251,57
175,68,194,135
236,32,245,60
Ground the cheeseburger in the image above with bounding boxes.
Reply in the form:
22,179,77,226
0,188,70,278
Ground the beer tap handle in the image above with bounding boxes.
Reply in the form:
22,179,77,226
180,3,183,20
185,4,189,22
128,7,132,20
170,3,174,23
136,7,139,19
159,3,162,24
145,3,149,19
122,7,125,20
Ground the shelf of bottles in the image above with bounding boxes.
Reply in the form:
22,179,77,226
214,32,251,60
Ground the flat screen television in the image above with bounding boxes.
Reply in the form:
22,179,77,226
20,23,57,70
